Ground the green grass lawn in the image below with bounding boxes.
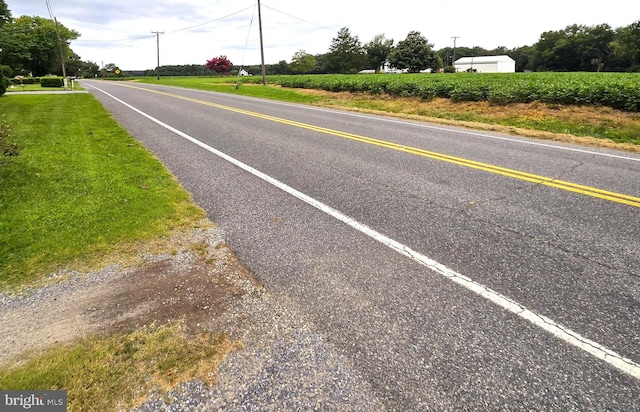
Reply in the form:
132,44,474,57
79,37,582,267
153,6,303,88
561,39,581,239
0,94,204,291
0,93,238,409
135,76,322,104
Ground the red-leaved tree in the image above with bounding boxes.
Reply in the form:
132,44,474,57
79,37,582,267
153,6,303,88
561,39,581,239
206,55,233,76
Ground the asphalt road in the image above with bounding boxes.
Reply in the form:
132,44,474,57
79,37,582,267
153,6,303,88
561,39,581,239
82,80,640,410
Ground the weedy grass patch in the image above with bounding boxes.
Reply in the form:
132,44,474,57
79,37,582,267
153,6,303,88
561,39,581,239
0,322,241,411
0,94,205,291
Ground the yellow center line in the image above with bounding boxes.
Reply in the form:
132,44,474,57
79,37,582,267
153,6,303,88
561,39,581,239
121,83,640,208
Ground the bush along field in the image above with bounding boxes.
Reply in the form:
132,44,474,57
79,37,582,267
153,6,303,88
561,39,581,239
243,72,640,112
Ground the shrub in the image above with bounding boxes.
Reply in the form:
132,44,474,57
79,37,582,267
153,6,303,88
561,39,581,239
0,65,12,78
40,77,64,88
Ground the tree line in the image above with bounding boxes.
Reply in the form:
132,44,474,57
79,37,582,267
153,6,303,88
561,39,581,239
1,0,639,82
276,23,640,75
153,22,640,76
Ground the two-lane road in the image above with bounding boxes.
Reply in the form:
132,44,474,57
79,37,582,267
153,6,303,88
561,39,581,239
82,80,640,410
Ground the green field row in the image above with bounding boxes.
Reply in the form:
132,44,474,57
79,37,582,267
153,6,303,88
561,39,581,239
242,72,640,112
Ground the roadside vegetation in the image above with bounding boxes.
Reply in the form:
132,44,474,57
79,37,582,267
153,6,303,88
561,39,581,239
137,75,321,104
0,322,240,410
253,72,640,112
0,93,241,409
136,75,640,150
4,80,82,93
0,94,205,291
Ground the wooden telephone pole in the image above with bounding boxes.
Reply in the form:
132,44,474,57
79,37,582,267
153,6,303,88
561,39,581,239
152,31,164,80
257,0,266,85
451,36,460,68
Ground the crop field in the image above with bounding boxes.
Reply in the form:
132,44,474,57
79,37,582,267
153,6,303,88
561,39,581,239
243,72,640,112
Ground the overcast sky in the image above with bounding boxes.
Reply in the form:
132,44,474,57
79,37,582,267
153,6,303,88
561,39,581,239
7,0,637,70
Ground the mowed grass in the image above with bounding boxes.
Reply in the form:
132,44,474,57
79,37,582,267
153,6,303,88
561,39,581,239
0,94,204,291
136,76,322,104
0,322,241,411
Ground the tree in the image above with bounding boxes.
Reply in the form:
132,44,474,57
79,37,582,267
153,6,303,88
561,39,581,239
206,55,232,76
0,0,11,26
96,62,123,77
80,60,99,78
64,53,84,77
611,21,640,71
312,53,329,74
0,15,79,76
510,45,535,71
388,31,436,73
271,60,292,75
365,34,394,72
289,50,316,74
326,27,367,74
531,24,615,71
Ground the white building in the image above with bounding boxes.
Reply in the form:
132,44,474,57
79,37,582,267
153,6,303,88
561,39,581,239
454,55,515,73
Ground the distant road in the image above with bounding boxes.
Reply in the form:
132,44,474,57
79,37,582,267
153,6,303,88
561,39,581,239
82,80,640,410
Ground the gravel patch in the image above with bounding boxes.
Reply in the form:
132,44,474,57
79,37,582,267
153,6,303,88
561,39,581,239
1,224,384,410
134,289,385,411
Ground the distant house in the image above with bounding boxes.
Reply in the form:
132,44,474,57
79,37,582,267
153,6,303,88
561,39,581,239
454,55,515,73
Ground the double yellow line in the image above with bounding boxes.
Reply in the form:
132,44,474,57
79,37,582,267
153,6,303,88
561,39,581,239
122,83,640,208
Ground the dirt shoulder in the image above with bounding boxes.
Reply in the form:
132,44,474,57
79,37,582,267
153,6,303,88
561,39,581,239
0,224,260,366
0,223,383,410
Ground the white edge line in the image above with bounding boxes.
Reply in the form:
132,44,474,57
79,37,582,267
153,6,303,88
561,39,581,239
89,83,640,380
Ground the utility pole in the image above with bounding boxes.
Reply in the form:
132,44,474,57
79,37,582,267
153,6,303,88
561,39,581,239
451,36,460,69
45,0,68,88
257,0,266,85
152,31,164,80
53,17,67,87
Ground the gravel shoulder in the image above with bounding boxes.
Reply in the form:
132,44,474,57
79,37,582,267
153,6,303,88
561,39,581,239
0,223,382,410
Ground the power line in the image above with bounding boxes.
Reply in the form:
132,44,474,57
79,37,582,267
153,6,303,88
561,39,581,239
236,3,257,89
261,3,336,32
166,5,255,35
76,5,255,44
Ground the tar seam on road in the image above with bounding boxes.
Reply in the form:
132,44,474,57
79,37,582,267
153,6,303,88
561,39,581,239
117,83,640,209
87,82,640,381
